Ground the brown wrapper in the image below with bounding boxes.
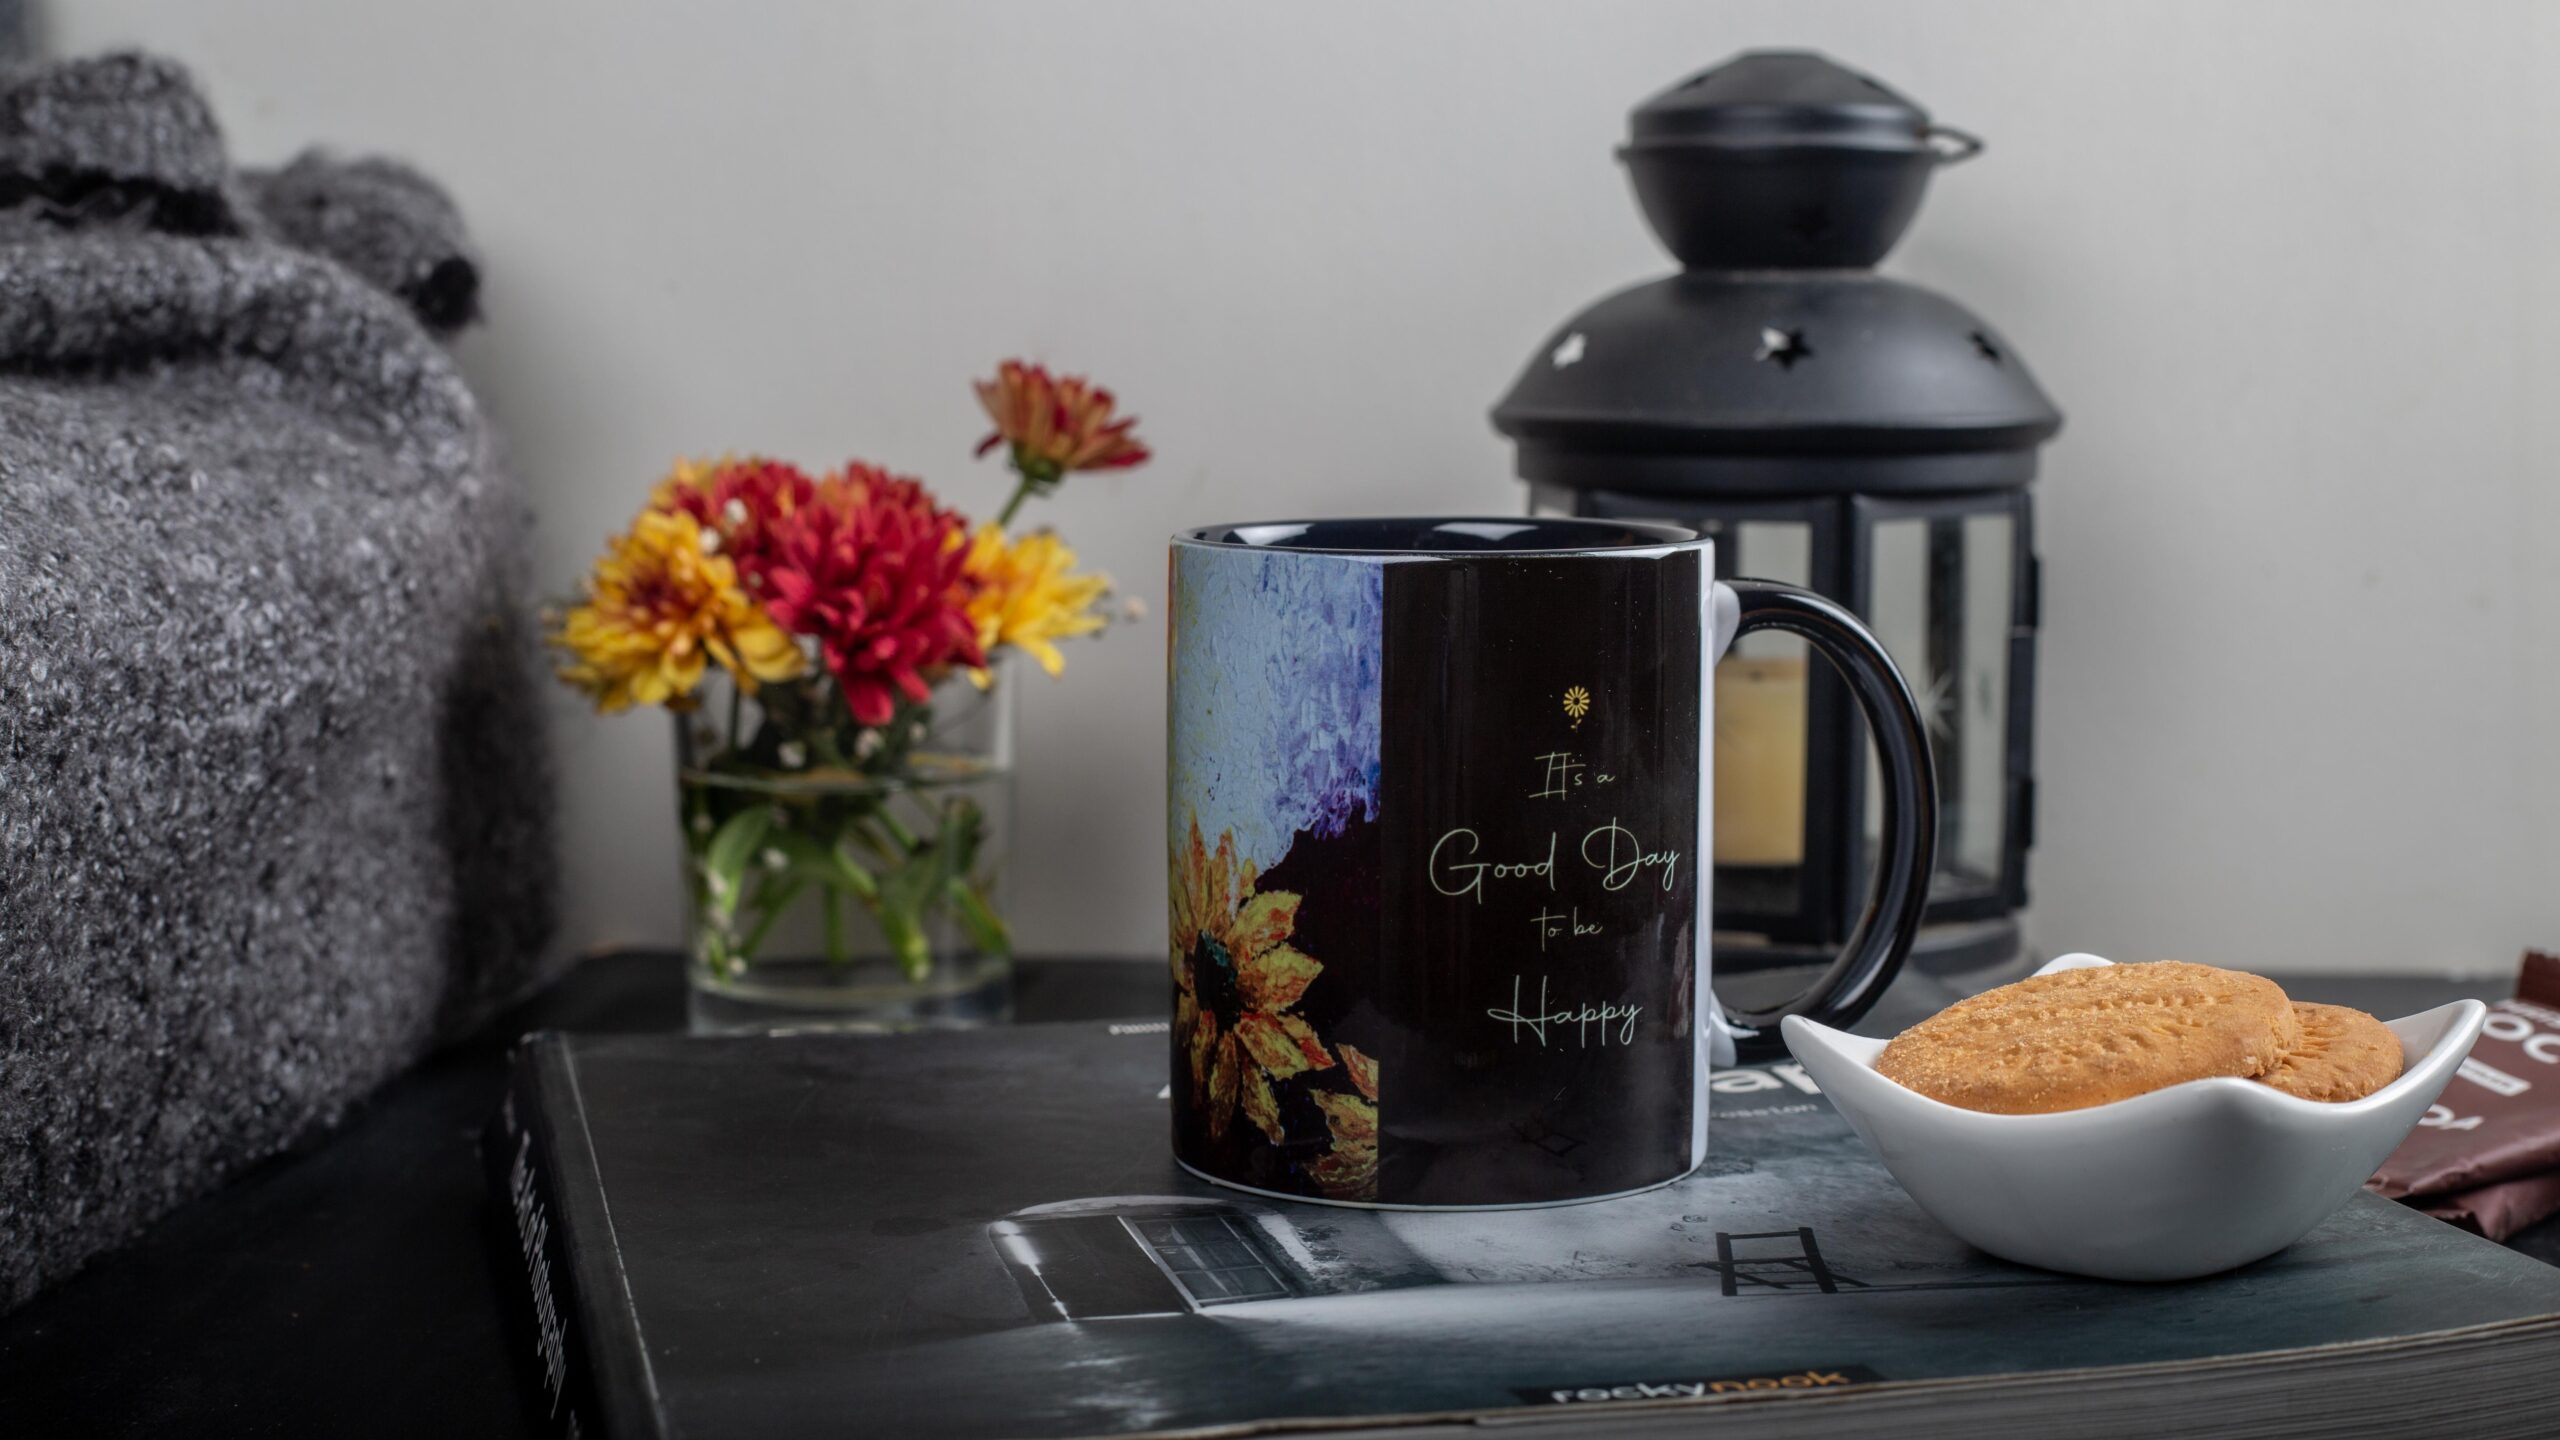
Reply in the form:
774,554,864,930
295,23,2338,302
2421,1169,2560,1242
2369,950,2560,1202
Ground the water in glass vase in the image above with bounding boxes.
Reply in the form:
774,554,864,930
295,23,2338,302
676,667,1015,1033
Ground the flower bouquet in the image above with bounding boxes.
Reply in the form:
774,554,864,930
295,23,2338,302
552,362,1146,1029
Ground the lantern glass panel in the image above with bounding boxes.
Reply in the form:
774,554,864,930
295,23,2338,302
1861,508,2014,904
1714,520,1811,879
1529,485,1850,945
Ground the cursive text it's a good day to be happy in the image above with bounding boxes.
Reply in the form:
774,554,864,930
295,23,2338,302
1427,749,1680,1048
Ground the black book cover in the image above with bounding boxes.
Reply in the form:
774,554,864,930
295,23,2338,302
486,1040,657,1440
483,1021,2560,1439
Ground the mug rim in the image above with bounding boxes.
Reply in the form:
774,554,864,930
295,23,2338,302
1174,515,1705,557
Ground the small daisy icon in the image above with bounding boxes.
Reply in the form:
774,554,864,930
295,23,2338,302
1563,685,1592,727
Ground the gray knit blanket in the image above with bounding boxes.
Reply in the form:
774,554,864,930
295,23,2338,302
0,53,556,1309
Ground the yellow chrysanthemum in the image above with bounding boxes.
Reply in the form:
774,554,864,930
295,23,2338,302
644,455,720,512
960,524,1108,682
553,509,804,713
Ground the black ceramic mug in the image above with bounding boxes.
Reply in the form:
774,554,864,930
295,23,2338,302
1166,517,1935,1208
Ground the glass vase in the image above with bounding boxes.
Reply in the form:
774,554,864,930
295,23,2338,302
676,664,1015,1033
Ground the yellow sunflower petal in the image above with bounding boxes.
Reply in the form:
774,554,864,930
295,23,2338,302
1313,1091,1377,1148
1308,1150,1376,1201
1339,1043,1380,1103
1169,857,1198,961
1234,1011,1333,1080
1237,942,1321,1013
1241,1066,1285,1144
1308,1092,1381,1201
1206,830,1238,949
1232,890,1300,960
1188,1007,1218,1098
1207,1034,1243,1141
1183,818,1210,917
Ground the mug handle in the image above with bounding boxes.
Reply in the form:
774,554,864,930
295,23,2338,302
1712,579,1939,1061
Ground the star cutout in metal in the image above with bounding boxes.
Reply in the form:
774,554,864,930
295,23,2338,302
1755,326,1813,369
1916,665,1959,744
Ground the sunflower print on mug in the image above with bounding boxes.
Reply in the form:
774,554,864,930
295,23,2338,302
1170,813,1380,1200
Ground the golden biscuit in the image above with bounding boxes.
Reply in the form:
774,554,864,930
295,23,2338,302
2254,1002,2402,1102
1876,961,2300,1115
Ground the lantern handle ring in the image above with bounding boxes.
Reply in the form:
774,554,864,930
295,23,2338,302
1925,124,1984,165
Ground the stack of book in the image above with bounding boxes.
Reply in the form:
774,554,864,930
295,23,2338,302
489,1021,2560,1438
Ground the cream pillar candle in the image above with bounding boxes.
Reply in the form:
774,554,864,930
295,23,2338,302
1713,656,1807,866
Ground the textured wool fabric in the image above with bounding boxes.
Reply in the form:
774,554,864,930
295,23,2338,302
244,152,483,332
0,53,557,1310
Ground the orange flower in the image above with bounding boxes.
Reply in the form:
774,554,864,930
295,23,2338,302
974,359,1150,487
553,509,804,713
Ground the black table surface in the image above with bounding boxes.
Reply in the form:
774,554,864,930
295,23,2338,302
2,953,2549,1438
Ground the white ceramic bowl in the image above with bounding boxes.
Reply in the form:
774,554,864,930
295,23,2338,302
1781,954,2486,1281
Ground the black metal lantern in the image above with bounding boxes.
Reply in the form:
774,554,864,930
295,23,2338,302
1491,51,2061,980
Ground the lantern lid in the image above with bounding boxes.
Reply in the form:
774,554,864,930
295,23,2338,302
1626,50,1935,154
1489,271,2062,496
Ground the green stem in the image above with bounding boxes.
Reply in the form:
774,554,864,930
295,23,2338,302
736,878,804,960
994,476,1035,528
741,866,790,914
846,820,903,867
875,805,924,853
947,877,1011,958
822,887,848,966
696,914,728,978
726,681,744,757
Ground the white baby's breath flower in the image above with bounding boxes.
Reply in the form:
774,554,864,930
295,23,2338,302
722,497,749,528
689,812,714,835
855,730,883,759
759,847,787,871
776,740,806,769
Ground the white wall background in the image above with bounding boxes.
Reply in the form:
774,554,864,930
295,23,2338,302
52,1,2560,976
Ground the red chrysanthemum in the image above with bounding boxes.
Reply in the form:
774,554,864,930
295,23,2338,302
762,463,985,727
651,455,817,593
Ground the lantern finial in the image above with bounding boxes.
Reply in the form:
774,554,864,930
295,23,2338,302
1622,50,1977,270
